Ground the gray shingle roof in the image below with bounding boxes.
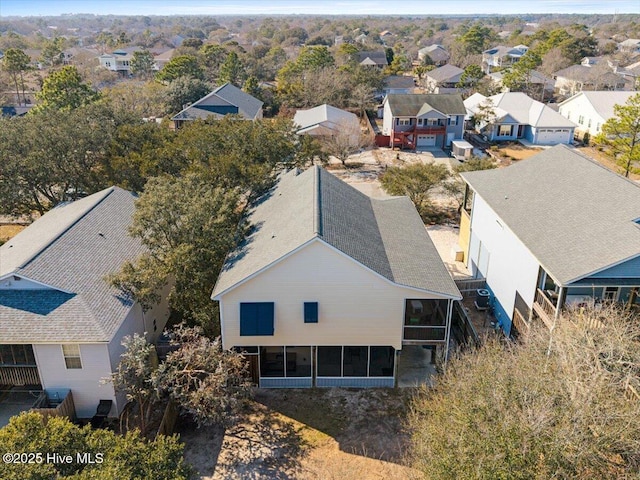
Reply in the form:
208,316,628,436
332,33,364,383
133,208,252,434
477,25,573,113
212,167,460,298
385,93,466,117
462,145,640,285
0,187,146,343
172,82,263,121
358,51,388,66
426,64,464,83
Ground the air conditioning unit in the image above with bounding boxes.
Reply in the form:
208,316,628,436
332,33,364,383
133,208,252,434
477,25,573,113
475,289,490,310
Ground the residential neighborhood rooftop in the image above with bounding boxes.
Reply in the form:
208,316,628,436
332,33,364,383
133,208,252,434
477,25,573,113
0,187,145,343
384,93,466,117
171,82,263,121
558,90,638,119
212,166,460,298
462,145,640,285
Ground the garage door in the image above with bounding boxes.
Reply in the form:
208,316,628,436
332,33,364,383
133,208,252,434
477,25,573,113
417,134,436,146
536,129,570,145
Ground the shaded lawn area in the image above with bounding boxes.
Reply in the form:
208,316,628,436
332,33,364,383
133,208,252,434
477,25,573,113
179,387,419,480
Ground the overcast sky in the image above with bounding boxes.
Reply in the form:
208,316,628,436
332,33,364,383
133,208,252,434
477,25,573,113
1,0,639,17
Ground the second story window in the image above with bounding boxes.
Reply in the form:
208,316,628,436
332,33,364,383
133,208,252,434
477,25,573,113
398,118,411,126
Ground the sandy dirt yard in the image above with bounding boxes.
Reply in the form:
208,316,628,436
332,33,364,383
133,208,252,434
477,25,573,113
178,388,420,480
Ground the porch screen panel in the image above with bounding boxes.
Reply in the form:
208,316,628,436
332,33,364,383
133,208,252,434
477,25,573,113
317,346,342,376
343,346,368,376
369,347,395,377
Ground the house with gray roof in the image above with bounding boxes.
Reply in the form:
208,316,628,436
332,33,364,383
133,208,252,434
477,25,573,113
482,45,528,73
464,92,576,145
381,93,466,149
0,187,170,419
553,64,628,96
171,83,263,128
424,64,466,94
558,90,638,139
212,166,461,388
293,104,360,139
458,145,640,338
357,51,388,68
417,44,450,66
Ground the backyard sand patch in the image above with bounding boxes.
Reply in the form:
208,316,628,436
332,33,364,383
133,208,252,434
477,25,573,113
577,146,640,181
0,224,26,242
179,388,419,480
495,144,543,161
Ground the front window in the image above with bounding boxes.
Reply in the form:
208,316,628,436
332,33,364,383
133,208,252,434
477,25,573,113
62,344,82,369
398,118,411,126
498,125,513,136
448,116,458,125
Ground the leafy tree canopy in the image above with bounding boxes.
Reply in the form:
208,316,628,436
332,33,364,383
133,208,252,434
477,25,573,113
595,93,640,178
155,55,204,83
33,65,99,113
0,412,193,480
409,306,640,479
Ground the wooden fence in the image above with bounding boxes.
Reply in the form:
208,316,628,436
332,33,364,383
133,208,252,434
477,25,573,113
454,278,487,299
452,300,480,347
32,390,76,424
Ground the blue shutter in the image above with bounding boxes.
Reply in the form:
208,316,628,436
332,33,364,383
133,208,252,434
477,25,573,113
257,302,274,335
304,302,318,323
240,303,258,336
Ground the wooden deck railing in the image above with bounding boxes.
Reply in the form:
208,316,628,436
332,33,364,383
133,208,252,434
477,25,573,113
0,366,41,386
533,288,557,329
512,308,530,336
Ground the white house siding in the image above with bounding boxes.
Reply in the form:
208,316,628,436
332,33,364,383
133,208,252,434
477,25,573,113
467,195,540,334
33,343,115,419
219,240,450,351
382,102,393,135
558,95,604,137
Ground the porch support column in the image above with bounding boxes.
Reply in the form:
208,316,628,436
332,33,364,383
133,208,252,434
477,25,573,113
554,286,566,320
444,299,453,364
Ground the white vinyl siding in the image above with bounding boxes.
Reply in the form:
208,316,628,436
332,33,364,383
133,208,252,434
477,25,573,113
219,240,450,351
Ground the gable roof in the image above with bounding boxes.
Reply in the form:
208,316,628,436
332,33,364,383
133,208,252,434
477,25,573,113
418,45,450,62
467,92,575,128
293,104,359,134
384,93,466,117
0,187,146,343
358,51,388,66
212,167,460,299
558,91,637,120
384,75,416,90
426,64,464,83
483,45,527,57
462,145,640,285
171,82,263,121
554,65,625,85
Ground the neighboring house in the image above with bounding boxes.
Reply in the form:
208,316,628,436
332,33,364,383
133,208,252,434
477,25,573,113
293,104,360,138
381,75,416,96
425,64,465,93
458,145,640,338
355,33,368,44
619,38,640,52
557,90,637,138
211,166,461,388
488,69,555,97
153,48,175,71
464,92,576,145
0,187,170,419
171,83,263,128
417,44,450,66
482,45,528,73
553,65,628,96
358,51,388,68
61,47,99,66
98,47,146,75
382,93,466,149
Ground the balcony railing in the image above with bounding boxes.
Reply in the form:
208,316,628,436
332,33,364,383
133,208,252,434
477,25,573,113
533,288,557,329
0,365,41,386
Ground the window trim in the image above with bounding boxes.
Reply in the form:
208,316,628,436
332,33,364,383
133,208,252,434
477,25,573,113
62,344,82,369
